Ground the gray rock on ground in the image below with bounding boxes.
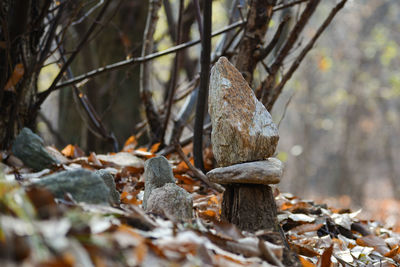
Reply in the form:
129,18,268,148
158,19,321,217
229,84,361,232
12,128,59,171
143,156,193,221
143,156,175,210
207,158,283,185
33,169,111,205
209,57,279,167
146,183,193,222
95,169,120,205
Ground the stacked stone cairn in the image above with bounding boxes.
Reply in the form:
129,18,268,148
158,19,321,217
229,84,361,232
206,57,283,232
143,156,193,222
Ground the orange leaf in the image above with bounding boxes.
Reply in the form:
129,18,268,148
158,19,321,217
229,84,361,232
122,136,137,152
384,245,400,259
299,256,317,267
4,63,24,92
88,152,102,166
134,242,148,264
292,243,320,257
61,144,75,158
319,245,333,267
198,210,217,220
121,191,141,205
174,174,196,185
207,195,219,205
150,142,161,153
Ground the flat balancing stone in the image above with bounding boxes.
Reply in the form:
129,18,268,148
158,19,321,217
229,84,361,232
207,158,283,185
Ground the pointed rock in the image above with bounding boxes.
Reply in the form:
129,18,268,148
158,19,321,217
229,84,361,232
12,128,59,171
209,57,279,167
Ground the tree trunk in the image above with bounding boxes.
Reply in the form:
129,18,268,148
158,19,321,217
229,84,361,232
222,184,301,266
222,184,279,232
0,0,41,149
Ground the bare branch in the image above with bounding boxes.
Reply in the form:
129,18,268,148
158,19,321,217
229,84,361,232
174,143,224,193
273,0,310,11
259,0,320,106
140,0,163,144
54,20,245,90
193,0,212,171
234,0,277,83
256,15,291,61
35,0,112,110
266,0,347,110
161,0,185,145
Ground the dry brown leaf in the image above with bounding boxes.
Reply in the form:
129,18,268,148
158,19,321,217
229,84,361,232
319,244,333,267
356,234,390,255
122,135,138,152
384,245,400,259
150,143,161,153
61,144,75,158
4,63,24,92
174,174,196,185
291,223,324,234
291,243,320,257
88,152,102,166
299,256,317,267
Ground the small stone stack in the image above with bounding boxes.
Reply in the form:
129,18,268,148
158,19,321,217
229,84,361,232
143,156,193,222
207,57,283,232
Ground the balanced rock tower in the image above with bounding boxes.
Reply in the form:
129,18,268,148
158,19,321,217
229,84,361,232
207,57,283,232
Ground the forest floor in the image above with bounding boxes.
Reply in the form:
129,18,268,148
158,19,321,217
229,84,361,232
1,140,399,266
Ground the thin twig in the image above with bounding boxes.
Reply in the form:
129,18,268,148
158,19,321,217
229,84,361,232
35,0,112,110
140,0,163,144
193,0,212,171
161,0,185,145
258,239,285,267
273,0,310,11
54,20,246,90
257,15,291,61
163,0,177,41
260,0,321,106
277,91,296,129
175,143,224,193
38,112,67,146
267,0,348,110
158,122,211,156
193,0,203,38
71,0,105,26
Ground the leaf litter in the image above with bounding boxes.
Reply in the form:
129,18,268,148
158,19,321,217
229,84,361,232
0,141,399,266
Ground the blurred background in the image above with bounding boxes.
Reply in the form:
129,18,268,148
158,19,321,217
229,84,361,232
37,0,400,227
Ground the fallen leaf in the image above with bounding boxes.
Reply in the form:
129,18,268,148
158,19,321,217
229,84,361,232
299,256,317,267
4,63,24,92
122,135,138,152
356,235,390,255
319,244,333,267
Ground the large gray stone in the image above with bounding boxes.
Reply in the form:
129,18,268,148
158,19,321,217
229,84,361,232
207,158,283,185
143,156,175,209
146,183,193,222
12,128,59,171
209,57,279,167
95,169,120,205
33,169,110,205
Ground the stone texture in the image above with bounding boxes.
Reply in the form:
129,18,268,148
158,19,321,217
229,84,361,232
12,128,59,171
209,57,279,167
95,169,120,205
142,156,175,210
207,158,283,185
33,169,110,205
146,183,193,222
